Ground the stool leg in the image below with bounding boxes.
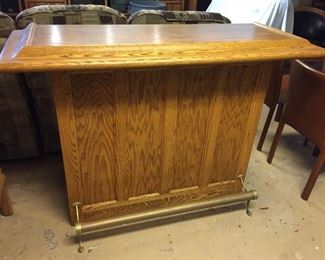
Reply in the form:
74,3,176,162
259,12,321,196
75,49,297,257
0,172,14,216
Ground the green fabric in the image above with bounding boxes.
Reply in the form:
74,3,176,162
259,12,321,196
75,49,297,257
0,11,15,38
0,38,7,50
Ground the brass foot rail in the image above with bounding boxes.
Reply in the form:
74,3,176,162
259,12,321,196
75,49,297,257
72,190,258,253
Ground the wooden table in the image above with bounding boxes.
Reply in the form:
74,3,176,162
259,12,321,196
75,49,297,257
1,23,324,228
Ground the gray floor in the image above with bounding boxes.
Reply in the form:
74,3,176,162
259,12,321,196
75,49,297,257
1,107,324,260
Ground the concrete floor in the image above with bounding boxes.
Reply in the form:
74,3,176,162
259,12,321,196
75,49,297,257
0,107,324,260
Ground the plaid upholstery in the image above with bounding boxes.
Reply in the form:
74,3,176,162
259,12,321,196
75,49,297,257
24,73,61,154
0,11,15,38
17,4,127,154
70,0,107,4
128,10,231,24
0,74,39,160
0,38,7,51
0,12,39,160
16,4,127,28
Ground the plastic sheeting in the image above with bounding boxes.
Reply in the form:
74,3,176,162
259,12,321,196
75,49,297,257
207,0,295,32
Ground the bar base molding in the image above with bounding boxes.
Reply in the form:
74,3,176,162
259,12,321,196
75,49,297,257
72,190,258,252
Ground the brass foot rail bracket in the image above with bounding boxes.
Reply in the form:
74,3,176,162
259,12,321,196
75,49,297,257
237,174,254,216
72,190,258,253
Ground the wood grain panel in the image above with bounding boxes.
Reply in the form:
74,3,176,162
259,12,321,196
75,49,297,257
235,62,279,178
113,71,128,201
71,73,117,204
115,70,166,199
50,72,83,220
53,62,279,223
209,64,264,183
161,70,178,193
165,2,183,10
198,67,225,186
172,68,215,189
82,180,242,222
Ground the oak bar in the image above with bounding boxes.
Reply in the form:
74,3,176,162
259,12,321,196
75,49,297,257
1,23,324,223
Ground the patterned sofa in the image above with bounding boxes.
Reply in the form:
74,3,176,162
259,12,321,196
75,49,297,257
16,4,127,28
0,12,15,48
0,5,230,160
0,12,39,160
15,5,128,155
128,10,231,24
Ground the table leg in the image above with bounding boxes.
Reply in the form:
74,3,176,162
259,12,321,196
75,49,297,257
0,169,14,216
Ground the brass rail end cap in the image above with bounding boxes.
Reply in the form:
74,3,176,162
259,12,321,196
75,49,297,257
251,190,258,200
72,202,82,207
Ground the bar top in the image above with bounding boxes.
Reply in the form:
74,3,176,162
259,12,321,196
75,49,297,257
0,23,325,72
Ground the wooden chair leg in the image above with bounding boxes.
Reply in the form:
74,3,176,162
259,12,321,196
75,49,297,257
274,102,284,122
267,121,285,164
312,146,320,157
0,172,14,216
257,105,276,151
301,152,325,201
303,138,308,147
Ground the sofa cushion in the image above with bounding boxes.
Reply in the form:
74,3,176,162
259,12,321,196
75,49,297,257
16,4,128,154
24,73,61,154
0,12,39,160
0,74,39,160
0,11,15,38
16,4,127,28
128,10,231,24
0,38,7,51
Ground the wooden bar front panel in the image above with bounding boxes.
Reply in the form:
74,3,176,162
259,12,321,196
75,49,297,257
52,62,275,223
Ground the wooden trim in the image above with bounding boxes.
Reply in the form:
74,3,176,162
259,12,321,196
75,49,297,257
295,4,325,18
81,180,241,222
51,72,83,222
1,23,325,73
186,0,197,10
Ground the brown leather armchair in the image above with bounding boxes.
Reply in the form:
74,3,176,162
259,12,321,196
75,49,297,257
257,5,325,152
267,60,325,201
256,63,288,151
